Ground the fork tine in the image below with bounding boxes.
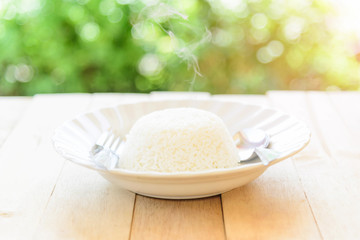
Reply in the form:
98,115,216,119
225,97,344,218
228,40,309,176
110,136,121,152
96,130,111,145
104,132,115,149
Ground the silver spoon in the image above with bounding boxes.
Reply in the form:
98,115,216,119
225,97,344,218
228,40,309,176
234,128,280,166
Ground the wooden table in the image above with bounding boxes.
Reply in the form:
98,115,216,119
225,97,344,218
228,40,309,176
0,91,359,240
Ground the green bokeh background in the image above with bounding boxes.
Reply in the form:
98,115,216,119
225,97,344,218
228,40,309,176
1,0,360,95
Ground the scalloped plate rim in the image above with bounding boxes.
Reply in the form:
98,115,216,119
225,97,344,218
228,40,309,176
52,98,311,198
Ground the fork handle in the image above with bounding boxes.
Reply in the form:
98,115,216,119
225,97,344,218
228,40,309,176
254,147,280,166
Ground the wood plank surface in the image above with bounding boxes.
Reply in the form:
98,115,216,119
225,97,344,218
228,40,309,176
220,95,321,240
1,92,359,240
268,91,360,239
33,163,135,240
130,196,225,240
33,94,150,240
0,94,91,240
0,97,31,147
213,94,269,105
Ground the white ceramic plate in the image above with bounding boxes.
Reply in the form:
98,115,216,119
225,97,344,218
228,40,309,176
53,99,310,199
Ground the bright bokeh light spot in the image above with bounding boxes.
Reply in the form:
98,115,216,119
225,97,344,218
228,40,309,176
141,0,160,6
256,40,284,63
131,22,158,41
251,13,268,29
108,8,123,23
116,0,135,4
289,0,311,10
51,68,66,85
5,64,33,83
283,16,305,41
131,23,143,39
268,1,285,20
213,28,233,47
5,65,16,83
327,0,360,39
257,47,273,64
0,0,43,19
138,54,163,76
220,0,247,13
174,0,197,13
17,0,41,14
15,64,33,82
3,4,16,20
250,28,270,44
80,22,100,41
267,40,284,57
99,0,115,16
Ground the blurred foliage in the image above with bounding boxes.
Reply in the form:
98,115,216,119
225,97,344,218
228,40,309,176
0,0,360,95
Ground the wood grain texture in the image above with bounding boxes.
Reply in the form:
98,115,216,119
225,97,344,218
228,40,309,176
92,93,150,107
130,195,225,240
34,94,144,240
268,91,360,239
221,95,321,240
213,94,269,106
0,94,91,240
0,97,30,147
1,92,360,240
326,92,360,157
33,163,135,240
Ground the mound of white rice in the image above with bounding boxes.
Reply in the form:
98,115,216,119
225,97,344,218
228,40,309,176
118,108,240,172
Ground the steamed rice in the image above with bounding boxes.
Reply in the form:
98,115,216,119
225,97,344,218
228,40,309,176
118,108,240,172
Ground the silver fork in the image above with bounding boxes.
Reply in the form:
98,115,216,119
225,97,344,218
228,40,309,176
90,130,121,170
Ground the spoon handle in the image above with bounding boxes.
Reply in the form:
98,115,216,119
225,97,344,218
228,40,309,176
254,147,280,166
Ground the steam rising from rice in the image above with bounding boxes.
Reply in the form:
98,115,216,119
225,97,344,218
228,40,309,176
119,108,240,172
